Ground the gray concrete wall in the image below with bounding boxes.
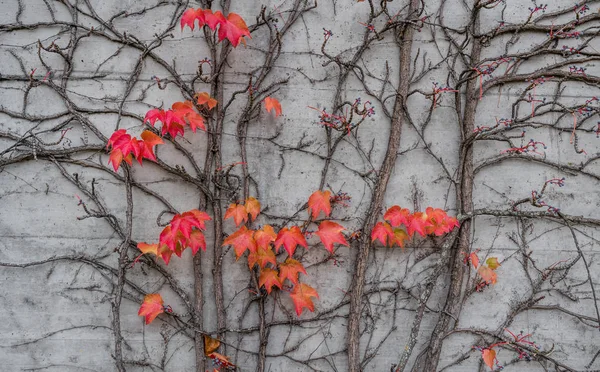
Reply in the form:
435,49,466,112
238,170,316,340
1,0,600,371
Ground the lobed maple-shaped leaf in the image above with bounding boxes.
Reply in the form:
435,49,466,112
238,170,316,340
316,220,348,253
486,257,500,270
289,283,319,315
181,8,250,47
223,226,256,259
258,267,282,294
371,221,394,246
144,108,186,138
278,258,307,285
225,203,248,226
391,228,409,248
138,242,159,256
188,229,207,255
157,210,210,260
138,293,164,325
247,246,277,270
244,197,261,221
468,251,480,268
384,206,411,227
308,190,331,219
196,92,218,110
407,211,432,237
106,129,163,171
478,265,497,284
264,96,282,117
171,101,206,132
425,207,460,236
275,226,307,256
482,348,496,370
254,224,276,249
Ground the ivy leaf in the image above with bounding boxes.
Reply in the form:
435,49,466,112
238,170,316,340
203,335,220,355
137,242,158,256
289,283,319,315
254,224,276,249
478,265,498,284
225,203,248,226
196,92,217,110
264,96,282,117
244,197,261,221
188,229,207,255
308,190,331,219
144,108,186,138
138,130,163,162
316,221,348,253
181,8,200,30
391,228,409,248
482,348,496,370
384,206,411,227
407,211,432,237
425,207,460,236
157,243,173,265
247,246,277,270
217,12,252,47
223,226,256,259
275,226,308,256
278,258,307,285
469,252,480,269
258,267,282,294
138,293,164,325
371,221,394,246
208,352,235,368
171,101,206,132
486,257,501,270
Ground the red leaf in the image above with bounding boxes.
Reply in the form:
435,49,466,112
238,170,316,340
180,8,199,30
145,108,186,138
225,203,248,226
278,258,307,285
188,229,207,255
264,96,282,117
407,211,432,237
138,293,164,324
157,243,173,265
316,221,348,253
254,224,277,249
371,221,394,246
208,352,235,368
258,267,282,294
289,283,319,315
308,190,331,219
482,348,496,370
108,149,125,171
384,206,411,227
244,197,261,221
196,92,217,110
275,226,307,256
217,12,251,47
223,226,256,259
172,101,206,132
247,246,277,270
203,9,223,30
424,207,460,236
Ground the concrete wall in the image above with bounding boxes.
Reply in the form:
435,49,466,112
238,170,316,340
1,0,600,371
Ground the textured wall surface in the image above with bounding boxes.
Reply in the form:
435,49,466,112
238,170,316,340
2,0,600,371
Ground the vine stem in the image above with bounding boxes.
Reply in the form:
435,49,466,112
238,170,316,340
346,1,420,370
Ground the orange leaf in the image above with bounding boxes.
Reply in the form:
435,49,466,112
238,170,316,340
138,293,164,325
188,229,207,255
244,197,261,221
478,265,498,284
137,242,159,256
258,267,282,294
316,220,348,253
278,258,307,285
308,190,331,219
223,226,256,259
203,335,220,355
157,243,173,265
225,203,248,226
384,206,411,227
196,92,217,110
275,226,307,256
482,348,496,370
371,221,394,246
254,224,277,249
469,252,480,269
289,283,319,316
217,12,251,47
486,257,501,270
264,96,282,117
247,246,277,270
